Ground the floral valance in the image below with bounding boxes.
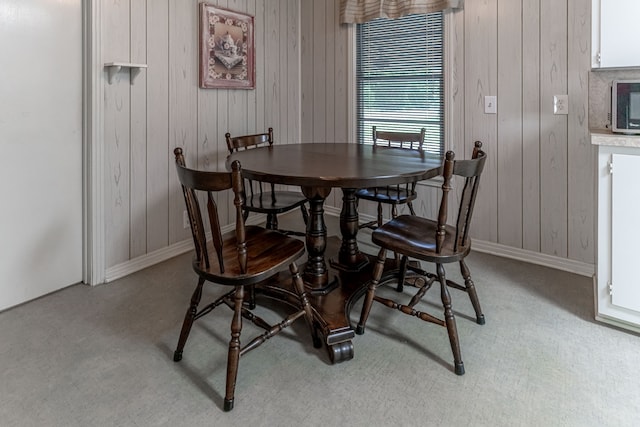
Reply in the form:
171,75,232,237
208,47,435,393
339,0,461,24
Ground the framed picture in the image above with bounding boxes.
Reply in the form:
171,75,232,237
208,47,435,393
199,3,255,89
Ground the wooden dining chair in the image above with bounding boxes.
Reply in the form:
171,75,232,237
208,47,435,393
356,141,487,376
172,147,320,411
356,126,426,230
225,128,308,236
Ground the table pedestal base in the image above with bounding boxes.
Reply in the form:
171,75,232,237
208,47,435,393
255,236,404,364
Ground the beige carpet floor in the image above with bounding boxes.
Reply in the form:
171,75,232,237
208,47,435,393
1,213,639,426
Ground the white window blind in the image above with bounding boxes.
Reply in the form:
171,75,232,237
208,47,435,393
356,12,444,155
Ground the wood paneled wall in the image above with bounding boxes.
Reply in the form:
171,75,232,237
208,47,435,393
300,0,351,209
102,0,301,270
102,0,597,277
300,0,595,265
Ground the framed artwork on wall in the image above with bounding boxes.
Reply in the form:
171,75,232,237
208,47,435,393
199,3,255,89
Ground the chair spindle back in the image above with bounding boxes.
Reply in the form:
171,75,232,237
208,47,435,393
225,128,276,206
372,126,425,150
435,141,487,253
371,126,427,202
174,147,246,274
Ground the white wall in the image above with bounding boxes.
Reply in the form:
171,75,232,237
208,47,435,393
0,0,83,310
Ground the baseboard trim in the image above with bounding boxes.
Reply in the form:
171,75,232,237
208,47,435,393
105,209,594,284
105,240,193,283
595,314,640,334
325,207,594,278
471,240,594,277
104,214,266,283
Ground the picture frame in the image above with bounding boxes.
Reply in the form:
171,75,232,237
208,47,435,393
199,3,255,89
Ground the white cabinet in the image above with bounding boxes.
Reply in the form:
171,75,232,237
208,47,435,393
592,0,640,69
593,130,640,333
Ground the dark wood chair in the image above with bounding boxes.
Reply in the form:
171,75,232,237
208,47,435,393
225,128,308,236
172,147,320,411
356,141,487,376
356,126,426,230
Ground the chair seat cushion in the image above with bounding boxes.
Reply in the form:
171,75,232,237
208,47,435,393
194,225,305,285
355,186,416,204
371,215,470,264
244,191,307,213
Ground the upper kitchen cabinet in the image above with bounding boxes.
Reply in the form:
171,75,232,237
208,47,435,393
592,0,640,69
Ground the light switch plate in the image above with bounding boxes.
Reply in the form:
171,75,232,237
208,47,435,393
554,94,569,115
484,96,497,114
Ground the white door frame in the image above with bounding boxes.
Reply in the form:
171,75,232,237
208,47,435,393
83,0,105,285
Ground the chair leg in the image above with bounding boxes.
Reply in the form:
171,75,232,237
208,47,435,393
437,263,464,375
356,247,387,335
174,277,206,362
390,204,396,219
393,252,401,271
224,285,244,412
395,255,409,292
459,260,485,325
247,285,256,310
387,205,403,266
407,200,416,216
265,213,278,230
290,262,322,348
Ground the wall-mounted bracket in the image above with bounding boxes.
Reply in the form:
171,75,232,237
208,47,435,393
104,62,148,84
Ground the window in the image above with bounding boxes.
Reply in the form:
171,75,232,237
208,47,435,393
356,13,444,155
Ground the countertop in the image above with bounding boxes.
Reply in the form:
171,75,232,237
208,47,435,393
591,129,640,147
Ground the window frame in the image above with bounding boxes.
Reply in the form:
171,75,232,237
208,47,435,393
347,11,458,173
355,13,445,155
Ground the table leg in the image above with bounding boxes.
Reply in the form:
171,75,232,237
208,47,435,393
330,188,369,271
300,187,334,292
292,188,383,364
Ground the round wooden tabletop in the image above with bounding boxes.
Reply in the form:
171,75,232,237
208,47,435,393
227,142,442,188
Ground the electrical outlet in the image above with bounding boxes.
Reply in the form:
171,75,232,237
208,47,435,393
183,210,190,229
553,94,569,115
484,96,497,114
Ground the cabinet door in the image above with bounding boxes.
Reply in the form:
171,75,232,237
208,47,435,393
611,153,640,312
594,0,640,68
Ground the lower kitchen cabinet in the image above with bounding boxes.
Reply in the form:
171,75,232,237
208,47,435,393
593,130,640,333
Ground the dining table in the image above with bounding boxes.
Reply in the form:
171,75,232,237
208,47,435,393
227,142,442,363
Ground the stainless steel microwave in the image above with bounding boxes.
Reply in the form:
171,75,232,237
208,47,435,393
612,80,640,134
